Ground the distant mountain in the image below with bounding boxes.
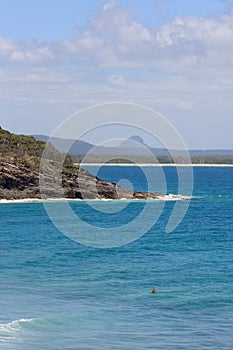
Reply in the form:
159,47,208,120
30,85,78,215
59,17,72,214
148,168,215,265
33,134,170,156
33,134,233,160
128,135,147,145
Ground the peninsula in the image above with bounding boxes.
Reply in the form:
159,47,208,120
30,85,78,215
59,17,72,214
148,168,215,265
0,127,162,200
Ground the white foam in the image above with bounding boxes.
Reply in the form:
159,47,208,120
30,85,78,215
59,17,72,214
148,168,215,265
0,198,77,204
0,198,42,204
0,194,190,204
0,318,36,330
0,318,36,343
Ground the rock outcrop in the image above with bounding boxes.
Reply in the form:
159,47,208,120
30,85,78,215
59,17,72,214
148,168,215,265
0,160,162,200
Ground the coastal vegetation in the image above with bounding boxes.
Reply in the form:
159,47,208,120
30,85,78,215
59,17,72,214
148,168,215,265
0,127,74,169
0,127,79,199
72,154,233,165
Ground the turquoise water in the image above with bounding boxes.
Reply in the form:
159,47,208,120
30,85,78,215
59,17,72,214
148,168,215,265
0,166,233,349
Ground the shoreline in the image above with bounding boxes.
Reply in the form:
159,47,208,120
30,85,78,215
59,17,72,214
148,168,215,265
0,194,190,204
80,163,233,167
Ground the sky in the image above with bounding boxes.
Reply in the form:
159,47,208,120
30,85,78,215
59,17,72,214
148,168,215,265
0,0,233,149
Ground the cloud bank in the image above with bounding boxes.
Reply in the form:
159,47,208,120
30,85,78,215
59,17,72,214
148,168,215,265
2,7,233,69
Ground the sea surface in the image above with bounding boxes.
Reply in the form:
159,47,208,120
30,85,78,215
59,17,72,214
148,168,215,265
0,166,233,349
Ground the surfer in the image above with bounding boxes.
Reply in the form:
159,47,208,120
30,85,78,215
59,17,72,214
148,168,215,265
151,287,157,293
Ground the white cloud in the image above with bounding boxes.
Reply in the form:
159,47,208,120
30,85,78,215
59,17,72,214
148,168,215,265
59,8,233,70
62,31,104,56
25,46,54,63
0,38,53,64
10,46,53,63
156,15,233,48
103,0,117,11
116,21,153,53
1,3,233,70
155,14,233,69
10,50,27,63
0,38,18,55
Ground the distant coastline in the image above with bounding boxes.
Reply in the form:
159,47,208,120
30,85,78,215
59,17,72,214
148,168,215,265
79,163,233,167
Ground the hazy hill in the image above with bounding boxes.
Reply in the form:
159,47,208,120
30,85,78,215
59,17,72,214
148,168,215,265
33,134,170,157
33,135,94,155
33,134,233,163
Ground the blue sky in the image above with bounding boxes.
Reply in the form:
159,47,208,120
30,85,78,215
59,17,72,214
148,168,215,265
0,0,229,42
0,0,233,148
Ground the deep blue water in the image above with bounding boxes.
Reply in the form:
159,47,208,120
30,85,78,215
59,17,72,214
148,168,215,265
0,166,233,349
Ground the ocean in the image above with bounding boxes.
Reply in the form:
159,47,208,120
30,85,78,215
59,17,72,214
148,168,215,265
0,166,233,349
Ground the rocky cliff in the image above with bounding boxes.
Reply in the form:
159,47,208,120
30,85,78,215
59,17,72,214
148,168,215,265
0,127,162,200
